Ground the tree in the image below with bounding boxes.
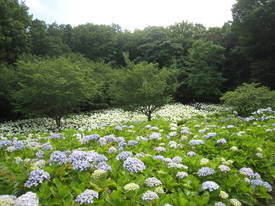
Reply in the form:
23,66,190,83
29,20,71,57
184,40,225,102
109,61,178,121
232,0,275,89
12,57,96,128
0,0,31,63
220,83,275,116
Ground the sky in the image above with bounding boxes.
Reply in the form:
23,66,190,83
23,0,237,31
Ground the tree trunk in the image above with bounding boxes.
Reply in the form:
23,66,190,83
55,116,61,129
147,111,152,121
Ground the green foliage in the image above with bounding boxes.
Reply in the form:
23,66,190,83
12,57,97,127
184,40,225,100
0,111,274,205
0,0,31,63
220,83,275,116
110,61,178,121
232,0,275,89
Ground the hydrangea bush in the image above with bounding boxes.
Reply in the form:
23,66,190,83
0,105,274,205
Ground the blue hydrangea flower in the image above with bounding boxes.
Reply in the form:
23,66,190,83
153,147,166,152
250,179,272,191
123,157,145,173
14,141,24,150
24,169,50,188
128,140,138,146
203,132,217,139
116,151,133,161
181,127,190,134
0,140,12,148
202,181,220,192
49,133,63,140
149,132,161,140
189,139,204,145
197,167,215,176
42,143,52,151
141,190,159,201
95,162,112,171
239,167,255,178
70,151,108,171
108,146,117,154
217,138,227,144
75,189,98,205
49,151,67,165
36,151,44,159
82,134,100,144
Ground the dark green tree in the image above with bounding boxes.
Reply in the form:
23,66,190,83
184,40,225,101
232,0,275,89
0,0,31,63
29,20,71,57
109,61,178,121
12,57,96,128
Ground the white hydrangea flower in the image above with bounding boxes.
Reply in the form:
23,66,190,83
145,177,162,187
230,199,242,206
14,192,39,206
123,183,140,191
219,191,229,199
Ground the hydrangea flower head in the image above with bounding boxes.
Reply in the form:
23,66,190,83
24,169,50,188
75,189,98,205
141,190,159,201
49,151,67,165
239,167,254,178
197,167,215,176
217,138,227,144
123,183,140,191
202,181,220,192
187,151,196,156
145,177,162,187
189,139,205,145
14,192,39,206
176,171,188,179
219,191,229,199
230,199,242,206
123,157,145,173
218,165,231,173
116,151,133,161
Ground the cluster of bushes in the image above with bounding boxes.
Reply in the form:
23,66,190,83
0,54,179,126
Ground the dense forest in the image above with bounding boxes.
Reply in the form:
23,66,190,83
0,0,274,121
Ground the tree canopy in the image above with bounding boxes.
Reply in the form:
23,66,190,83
12,57,96,127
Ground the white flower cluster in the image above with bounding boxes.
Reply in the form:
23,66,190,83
0,104,215,135
202,181,220,192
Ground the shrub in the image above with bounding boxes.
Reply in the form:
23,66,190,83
220,83,275,116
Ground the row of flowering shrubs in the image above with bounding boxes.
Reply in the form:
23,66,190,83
0,107,274,205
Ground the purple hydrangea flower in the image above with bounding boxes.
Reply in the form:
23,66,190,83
36,151,44,159
197,167,215,176
116,151,133,161
123,157,145,173
75,189,98,205
49,151,67,165
24,169,50,188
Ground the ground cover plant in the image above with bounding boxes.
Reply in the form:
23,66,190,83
0,105,274,205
